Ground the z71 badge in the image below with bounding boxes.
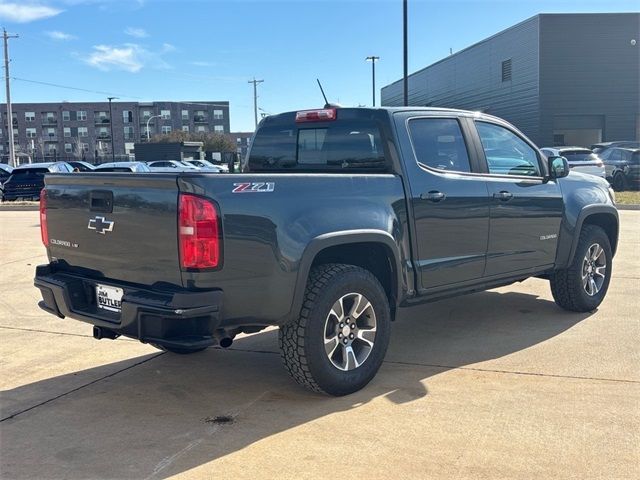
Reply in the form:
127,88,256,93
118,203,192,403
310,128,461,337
232,182,275,193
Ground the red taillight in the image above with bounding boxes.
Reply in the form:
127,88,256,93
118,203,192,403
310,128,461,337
295,108,337,123
39,188,48,247
178,194,221,270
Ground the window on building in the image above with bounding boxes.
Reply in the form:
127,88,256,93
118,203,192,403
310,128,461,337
80,143,89,152
95,111,109,123
26,128,36,138
236,137,241,143
142,126,152,138
196,125,207,133
122,110,133,123
160,109,171,120
123,126,134,140
181,109,189,120
194,110,207,122
162,125,172,134
97,127,110,138
42,112,57,124
64,143,72,153
140,110,152,121
63,127,71,137
182,125,189,132
476,121,540,176
44,127,56,138
77,110,87,121
25,112,35,122
78,127,88,137
62,111,70,122
213,109,223,120
501,59,512,82
46,143,57,154
214,125,224,133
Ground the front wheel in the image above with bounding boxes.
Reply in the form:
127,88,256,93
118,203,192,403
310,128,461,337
550,225,612,312
279,264,391,396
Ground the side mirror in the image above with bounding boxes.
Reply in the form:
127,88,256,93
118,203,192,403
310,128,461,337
548,155,570,179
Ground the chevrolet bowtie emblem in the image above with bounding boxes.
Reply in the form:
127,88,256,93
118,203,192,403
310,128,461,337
88,216,115,235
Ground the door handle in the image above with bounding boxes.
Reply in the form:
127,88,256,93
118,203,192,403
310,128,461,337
493,191,513,201
421,191,446,202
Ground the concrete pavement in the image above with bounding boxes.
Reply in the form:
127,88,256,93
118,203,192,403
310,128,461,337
0,210,638,479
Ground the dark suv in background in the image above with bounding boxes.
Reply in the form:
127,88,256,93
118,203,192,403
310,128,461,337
1,162,73,201
600,147,640,191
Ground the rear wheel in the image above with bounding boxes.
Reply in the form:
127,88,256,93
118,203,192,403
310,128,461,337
279,264,391,396
612,172,628,192
550,225,612,312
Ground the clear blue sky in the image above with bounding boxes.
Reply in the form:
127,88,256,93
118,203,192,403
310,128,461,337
1,0,637,132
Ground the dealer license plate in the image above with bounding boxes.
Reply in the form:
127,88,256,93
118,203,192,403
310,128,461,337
96,284,123,313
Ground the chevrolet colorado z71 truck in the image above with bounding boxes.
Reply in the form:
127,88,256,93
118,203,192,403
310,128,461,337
34,107,618,396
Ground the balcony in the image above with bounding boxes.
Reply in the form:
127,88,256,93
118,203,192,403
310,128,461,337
194,115,208,123
42,118,58,126
96,133,112,140
95,118,111,125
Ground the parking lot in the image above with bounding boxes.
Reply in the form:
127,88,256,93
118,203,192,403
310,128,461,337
0,208,638,479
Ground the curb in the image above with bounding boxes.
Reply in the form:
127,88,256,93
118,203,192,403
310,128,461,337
617,204,640,211
0,205,39,211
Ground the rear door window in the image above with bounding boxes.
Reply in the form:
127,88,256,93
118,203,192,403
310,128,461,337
408,118,471,172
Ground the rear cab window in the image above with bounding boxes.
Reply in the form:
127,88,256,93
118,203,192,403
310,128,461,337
245,109,388,173
560,150,600,163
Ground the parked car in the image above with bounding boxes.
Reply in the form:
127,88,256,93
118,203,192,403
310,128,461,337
67,161,96,172
35,107,618,396
147,160,199,172
183,159,228,173
94,162,151,173
541,147,605,178
0,163,14,201
591,141,639,155
2,162,72,201
600,147,640,191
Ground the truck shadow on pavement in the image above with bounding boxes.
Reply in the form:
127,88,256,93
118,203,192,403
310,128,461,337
1,288,592,479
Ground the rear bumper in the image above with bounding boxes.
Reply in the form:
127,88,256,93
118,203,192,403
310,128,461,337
34,264,223,349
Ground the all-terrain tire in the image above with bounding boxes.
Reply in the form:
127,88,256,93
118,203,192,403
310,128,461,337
279,263,391,396
550,225,612,312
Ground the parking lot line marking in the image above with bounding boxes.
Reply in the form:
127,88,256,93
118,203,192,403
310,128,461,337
384,359,640,384
0,324,136,341
0,353,165,423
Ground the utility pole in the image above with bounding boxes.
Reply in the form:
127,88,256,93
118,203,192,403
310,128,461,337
3,29,19,167
403,0,408,106
107,97,118,162
366,56,380,106
248,77,264,129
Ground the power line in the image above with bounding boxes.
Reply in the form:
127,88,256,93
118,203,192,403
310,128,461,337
10,78,235,108
10,77,140,99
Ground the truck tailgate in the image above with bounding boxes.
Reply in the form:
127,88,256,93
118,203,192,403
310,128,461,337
44,173,182,288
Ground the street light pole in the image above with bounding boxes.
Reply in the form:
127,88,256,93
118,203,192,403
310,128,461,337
145,114,161,141
403,0,409,106
365,56,380,106
3,29,19,167
107,97,118,161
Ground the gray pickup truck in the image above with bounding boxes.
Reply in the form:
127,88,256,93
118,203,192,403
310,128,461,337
34,107,618,395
